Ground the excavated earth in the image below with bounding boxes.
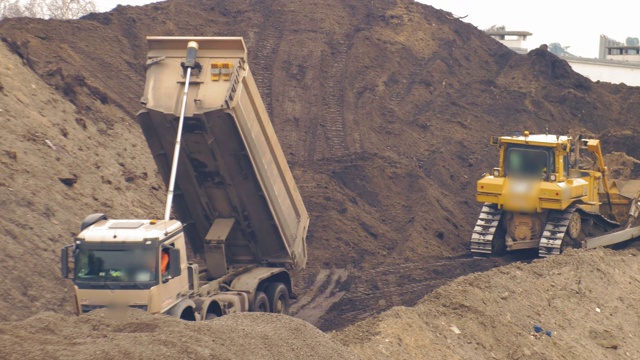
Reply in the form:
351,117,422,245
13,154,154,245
0,310,359,360
0,0,639,358
338,248,640,360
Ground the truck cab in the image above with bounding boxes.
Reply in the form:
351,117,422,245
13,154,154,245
62,216,189,316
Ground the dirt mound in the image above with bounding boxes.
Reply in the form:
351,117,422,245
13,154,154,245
0,0,639,329
338,248,640,359
0,310,359,360
601,128,640,161
0,42,164,319
605,152,640,180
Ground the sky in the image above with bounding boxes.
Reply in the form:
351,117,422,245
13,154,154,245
420,0,639,58
97,0,159,12
97,0,639,58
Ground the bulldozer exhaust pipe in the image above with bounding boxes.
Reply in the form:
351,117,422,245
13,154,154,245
164,41,199,222
573,136,580,169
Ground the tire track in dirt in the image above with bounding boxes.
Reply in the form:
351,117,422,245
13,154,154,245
323,258,484,329
291,268,349,325
251,8,283,119
318,39,350,159
295,253,537,331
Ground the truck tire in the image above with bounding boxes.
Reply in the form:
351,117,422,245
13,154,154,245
252,291,270,312
265,282,290,315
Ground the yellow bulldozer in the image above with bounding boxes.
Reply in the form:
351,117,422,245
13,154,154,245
471,131,640,256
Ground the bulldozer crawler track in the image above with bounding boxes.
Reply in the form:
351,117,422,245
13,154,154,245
470,203,503,254
539,205,620,256
579,208,621,229
539,204,578,257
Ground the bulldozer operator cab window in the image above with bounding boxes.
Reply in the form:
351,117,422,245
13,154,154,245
505,145,555,180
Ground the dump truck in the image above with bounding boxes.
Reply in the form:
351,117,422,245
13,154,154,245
60,37,309,320
471,131,640,257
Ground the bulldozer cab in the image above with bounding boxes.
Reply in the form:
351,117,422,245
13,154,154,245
494,134,572,182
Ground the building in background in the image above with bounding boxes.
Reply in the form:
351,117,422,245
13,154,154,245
486,28,532,54
485,28,640,87
563,35,640,86
599,35,640,62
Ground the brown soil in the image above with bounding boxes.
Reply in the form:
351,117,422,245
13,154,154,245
605,152,640,180
0,0,639,349
338,248,640,360
0,42,166,320
0,310,359,360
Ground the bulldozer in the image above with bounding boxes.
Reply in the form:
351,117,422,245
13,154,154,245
471,131,640,256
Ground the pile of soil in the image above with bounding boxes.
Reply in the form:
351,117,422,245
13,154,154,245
0,310,359,360
0,42,166,319
605,152,640,180
338,248,640,359
0,0,639,329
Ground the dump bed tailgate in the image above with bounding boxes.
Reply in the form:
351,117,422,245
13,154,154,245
137,37,308,270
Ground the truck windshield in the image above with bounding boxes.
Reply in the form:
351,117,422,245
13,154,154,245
506,146,552,179
75,248,158,284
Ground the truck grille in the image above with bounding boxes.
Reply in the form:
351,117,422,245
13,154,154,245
81,305,105,313
81,305,148,313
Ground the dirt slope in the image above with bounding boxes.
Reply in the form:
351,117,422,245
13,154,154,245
0,310,360,360
338,248,640,360
0,43,165,319
0,0,639,328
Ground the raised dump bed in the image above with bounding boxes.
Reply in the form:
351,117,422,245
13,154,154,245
137,37,308,276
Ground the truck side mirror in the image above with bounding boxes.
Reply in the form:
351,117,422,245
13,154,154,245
169,248,181,278
489,136,499,146
60,246,72,278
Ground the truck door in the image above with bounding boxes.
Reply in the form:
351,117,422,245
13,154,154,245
158,235,189,312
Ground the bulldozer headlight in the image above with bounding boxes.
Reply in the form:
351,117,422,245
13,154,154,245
492,168,500,177
549,174,557,182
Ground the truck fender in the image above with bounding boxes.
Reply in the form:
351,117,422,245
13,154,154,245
194,292,249,319
230,267,291,301
167,299,199,321
193,298,217,319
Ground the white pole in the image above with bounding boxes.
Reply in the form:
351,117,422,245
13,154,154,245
163,40,199,222
164,66,192,221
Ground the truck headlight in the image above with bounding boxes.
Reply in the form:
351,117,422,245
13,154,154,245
492,168,500,177
549,174,556,182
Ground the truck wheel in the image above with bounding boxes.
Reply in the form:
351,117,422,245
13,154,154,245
252,291,270,312
265,282,290,315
